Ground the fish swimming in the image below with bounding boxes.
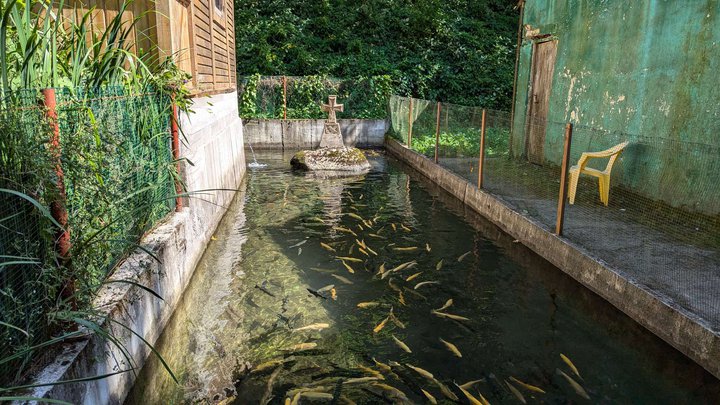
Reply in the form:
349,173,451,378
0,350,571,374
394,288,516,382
391,335,412,353
358,247,369,256
293,323,330,332
433,379,459,401
425,243,431,252
373,317,389,333
557,369,590,399
506,380,527,404
331,274,353,284
344,376,382,385
509,376,546,394
289,239,307,248
373,357,392,373
366,383,410,402
459,379,484,390
341,260,356,274
347,212,364,221
435,298,453,312
336,256,363,263
431,310,470,321
320,242,336,252
284,342,318,352
457,251,471,262
454,382,484,405
335,226,358,236
252,359,284,374
389,309,406,329
436,259,444,270
377,263,386,276
393,246,418,252
560,353,581,378
400,224,412,232
357,365,385,379
439,338,462,357
357,302,380,309
421,389,438,404
317,284,335,293
405,272,423,282
405,363,434,380
414,281,440,290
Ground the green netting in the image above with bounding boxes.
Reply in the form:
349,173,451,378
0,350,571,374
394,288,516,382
0,86,175,385
238,75,393,119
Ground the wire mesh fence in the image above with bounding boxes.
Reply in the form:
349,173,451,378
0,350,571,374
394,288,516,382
0,86,176,385
389,94,720,329
238,75,393,119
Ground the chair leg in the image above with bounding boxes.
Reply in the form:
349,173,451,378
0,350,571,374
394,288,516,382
599,176,610,206
568,171,580,204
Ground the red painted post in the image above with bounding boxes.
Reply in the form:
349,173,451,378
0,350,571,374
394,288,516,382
407,97,414,148
42,88,74,308
478,109,487,188
555,123,573,235
434,102,441,163
170,96,183,212
282,76,288,120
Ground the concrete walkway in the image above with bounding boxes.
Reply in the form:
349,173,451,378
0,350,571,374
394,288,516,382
440,156,720,330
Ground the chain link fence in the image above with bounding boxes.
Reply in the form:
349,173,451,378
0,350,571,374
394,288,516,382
238,75,393,119
0,87,176,385
389,94,720,329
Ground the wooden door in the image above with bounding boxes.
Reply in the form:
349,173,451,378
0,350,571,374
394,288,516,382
525,40,557,164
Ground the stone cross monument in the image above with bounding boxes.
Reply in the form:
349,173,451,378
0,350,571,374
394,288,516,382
319,95,345,148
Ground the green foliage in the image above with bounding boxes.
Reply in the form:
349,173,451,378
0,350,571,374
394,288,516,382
412,128,511,158
239,74,394,119
234,0,518,110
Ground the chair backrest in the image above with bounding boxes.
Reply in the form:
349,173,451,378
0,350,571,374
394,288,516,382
603,141,629,173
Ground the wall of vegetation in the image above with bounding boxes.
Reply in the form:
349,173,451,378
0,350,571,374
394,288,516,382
234,0,519,110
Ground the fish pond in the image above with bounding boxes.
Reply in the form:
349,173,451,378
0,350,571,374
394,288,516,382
126,150,720,404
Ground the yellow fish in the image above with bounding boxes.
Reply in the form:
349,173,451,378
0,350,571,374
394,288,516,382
342,260,356,274
363,219,374,229
373,357,392,373
285,342,317,352
330,274,353,284
320,242,336,252
435,298,453,312
389,310,406,329
347,212,364,221
406,363,434,380
405,271,423,282
357,224,364,231
357,301,380,309
436,259,444,270
251,359,283,374
336,256,363,263
377,262,386,276
434,379,459,401
393,246,418,251
431,310,470,321
454,382,483,405
335,226,358,236
373,316,389,333
330,288,337,300
401,224,412,232
359,247,369,256
459,379,483,390
421,389,438,404
414,281,440,290
425,243,431,252
391,334,412,353
560,353,581,378
398,291,407,306
293,323,330,332
509,376,546,394
368,233,385,239
357,365,385,379
365,245,378,256
391,223,397,231
344,376,382,385
211,235,217,241
439,338,462,357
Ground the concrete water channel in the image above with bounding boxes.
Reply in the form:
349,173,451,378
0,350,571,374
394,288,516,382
126,149,720,403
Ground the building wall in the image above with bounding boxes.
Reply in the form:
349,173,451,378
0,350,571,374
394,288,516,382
511,0,720,213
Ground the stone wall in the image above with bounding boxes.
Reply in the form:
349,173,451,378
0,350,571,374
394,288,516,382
25,91,246,404
243,118,388,149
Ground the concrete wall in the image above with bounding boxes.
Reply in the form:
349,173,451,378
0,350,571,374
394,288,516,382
26,91,246,404
243,118,388,149
386,138,720,380
511,0,720,213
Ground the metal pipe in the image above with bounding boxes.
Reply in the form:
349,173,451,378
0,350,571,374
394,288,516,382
478,109,487,188
555,123,573,235
434,102,441,163
170,96,183,212
408,97,414,148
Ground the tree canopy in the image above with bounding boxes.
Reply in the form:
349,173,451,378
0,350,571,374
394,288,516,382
234,0,519,109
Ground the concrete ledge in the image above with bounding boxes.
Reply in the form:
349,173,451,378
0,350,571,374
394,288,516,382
243,119,388,149
385,138,720,380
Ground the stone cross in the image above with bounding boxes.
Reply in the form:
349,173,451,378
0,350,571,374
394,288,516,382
321,96,344,123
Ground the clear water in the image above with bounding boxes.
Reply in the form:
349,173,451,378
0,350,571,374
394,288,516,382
126,150,720,404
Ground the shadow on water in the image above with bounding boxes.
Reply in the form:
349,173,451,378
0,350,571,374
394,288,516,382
126,150,720,404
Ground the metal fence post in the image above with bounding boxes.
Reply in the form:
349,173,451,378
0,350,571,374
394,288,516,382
282,75,288,120
478,109,487,188
41,88,74,308
170,95,183,212
407,97,414,148
556,123,573,235
434,102,441,163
